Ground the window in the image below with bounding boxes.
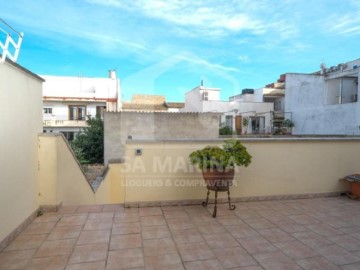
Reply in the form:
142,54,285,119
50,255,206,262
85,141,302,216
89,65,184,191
69,105,86,120
61,131,75,141
43,108,52,114
225,115,233,129
203,91,209,101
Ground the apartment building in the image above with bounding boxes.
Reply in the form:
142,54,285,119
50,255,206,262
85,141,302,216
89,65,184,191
42,71,121,140
285,58,360,135
181,85,274,134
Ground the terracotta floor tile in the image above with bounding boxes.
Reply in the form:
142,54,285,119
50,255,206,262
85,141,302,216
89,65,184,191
171,228,204,244
295,256,342,270
114,212,140,223
254,251,303,270
143,237,177,256
65,260,106,270
258,228,294,243
288,214,321,225
226,224,259,239
163,209,189,219
32,213,62,223
327,234,360,251
140,216,166,227
244,218,276,230
22,222,57,235
144,253,183,270
139,207,163,216
341,262,360,270
5,234,47,251
0,249,36,270
112,221,140,235
106,248,144,270
237,235,278,255
167,218,195,230
35,238,76,257
184,259,224,270
306,224,344,237
213,246,258,268
276,221,308,233
110,234,142,250
177,242,215,262
316,244,360,265
274,240,317,259
102,204,124,212
203,232,240,249
76,205,103,213
197,222,227,235
25,255,69,270
76,229,110,245
83,218,113,230
217,215,245,226
291,231,333,249
234,209,261,220
88,212,114,219
47,226,82,240
141,225,171,239
68,243,108,264
57,215,87,227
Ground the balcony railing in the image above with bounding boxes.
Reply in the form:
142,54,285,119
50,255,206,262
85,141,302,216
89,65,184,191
43,119,87,127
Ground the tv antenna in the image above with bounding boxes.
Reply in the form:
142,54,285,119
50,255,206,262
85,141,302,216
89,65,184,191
0,18,23,63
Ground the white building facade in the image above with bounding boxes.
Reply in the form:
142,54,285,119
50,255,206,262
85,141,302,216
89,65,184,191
42,71,121,140
285,58,360,135
182,85,274,134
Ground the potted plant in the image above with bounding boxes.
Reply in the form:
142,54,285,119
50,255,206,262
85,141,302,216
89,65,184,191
189,139,252,216
282,119,294,134
242,117,249,134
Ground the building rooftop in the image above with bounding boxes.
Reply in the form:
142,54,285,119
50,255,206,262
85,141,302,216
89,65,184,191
1,196,360,269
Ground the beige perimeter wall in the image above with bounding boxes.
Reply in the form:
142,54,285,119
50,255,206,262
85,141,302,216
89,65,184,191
0,61,43,245
124,139,357,204
38,134,125,207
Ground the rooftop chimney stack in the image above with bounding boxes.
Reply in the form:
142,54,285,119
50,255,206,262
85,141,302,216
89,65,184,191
109,70,116,80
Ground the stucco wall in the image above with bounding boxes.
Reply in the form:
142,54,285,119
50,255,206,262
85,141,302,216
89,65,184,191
123,139,356,204
38,134,125,206
285,73,360,135
104,111,220,164
0,61,43,245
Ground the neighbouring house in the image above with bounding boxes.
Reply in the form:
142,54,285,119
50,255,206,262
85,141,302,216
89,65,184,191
285,58,360,135
41,70,121,140
122,94,184,112
181,85,274,134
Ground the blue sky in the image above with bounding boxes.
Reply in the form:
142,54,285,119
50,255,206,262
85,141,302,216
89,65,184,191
1,0,360,102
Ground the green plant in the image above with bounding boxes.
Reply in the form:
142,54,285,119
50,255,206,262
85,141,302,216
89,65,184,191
219,125,233,135
282,119,294,128
189,139,252,170
71,115,104,164
242,117,249,127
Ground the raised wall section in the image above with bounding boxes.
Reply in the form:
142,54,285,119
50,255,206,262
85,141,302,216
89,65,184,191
104,111,220,164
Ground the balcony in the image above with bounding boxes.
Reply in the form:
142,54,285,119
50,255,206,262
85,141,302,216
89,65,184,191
1,197,360,269
43,119,87,128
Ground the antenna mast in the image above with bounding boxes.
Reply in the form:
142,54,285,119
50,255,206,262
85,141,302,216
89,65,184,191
0,18,23,63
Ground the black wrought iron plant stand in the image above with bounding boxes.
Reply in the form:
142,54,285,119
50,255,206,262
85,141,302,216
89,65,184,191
202,185,236,218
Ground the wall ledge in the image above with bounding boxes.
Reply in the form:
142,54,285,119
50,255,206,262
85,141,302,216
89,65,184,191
0,209,38,251
124,191,345,208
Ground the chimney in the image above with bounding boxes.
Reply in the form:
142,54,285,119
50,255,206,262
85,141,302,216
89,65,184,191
109,70,116,80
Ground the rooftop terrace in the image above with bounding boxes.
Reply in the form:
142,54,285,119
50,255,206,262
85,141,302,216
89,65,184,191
1,197,360,270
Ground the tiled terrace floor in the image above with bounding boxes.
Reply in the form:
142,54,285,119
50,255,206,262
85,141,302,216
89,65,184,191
1,196,360,269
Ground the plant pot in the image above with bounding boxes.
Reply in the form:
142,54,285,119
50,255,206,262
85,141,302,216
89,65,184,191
202,168,234,191
351,182,360,197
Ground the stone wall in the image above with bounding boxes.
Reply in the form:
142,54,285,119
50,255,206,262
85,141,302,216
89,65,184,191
104,111,220,164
